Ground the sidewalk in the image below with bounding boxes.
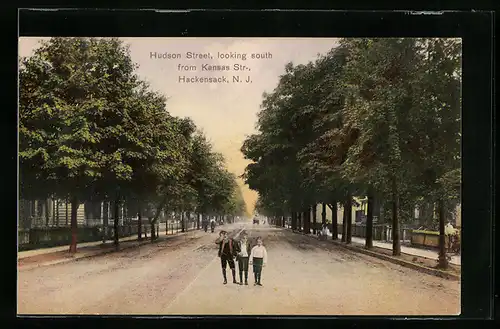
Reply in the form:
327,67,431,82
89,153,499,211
18,224,241,270
17,228,202,270
325,232,461,266
18,230,167,259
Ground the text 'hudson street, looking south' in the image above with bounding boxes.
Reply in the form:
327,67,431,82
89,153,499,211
149,51,273,60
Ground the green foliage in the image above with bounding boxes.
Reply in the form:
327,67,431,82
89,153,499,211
19,37,247,228
242,37,461,227
20,37,141,201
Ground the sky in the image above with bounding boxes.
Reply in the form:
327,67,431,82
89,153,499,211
19,37,339,215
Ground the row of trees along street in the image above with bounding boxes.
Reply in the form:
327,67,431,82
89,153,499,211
241,38,461,269
19,37,247,253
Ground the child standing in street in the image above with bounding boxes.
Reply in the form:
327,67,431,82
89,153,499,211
215,230,238,284
235,231,251,285
249,237,268,286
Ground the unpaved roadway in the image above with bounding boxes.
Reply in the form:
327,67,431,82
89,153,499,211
18,222,460,316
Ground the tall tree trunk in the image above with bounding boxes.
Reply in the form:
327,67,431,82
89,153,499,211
150,197,167,241
186,211,191,232
365,190,374,249
150,220,156,242
69,196,79,254
137,204,142,241
346,192,353,244
312,204,317,234
297,212,302,232
151,200,167,242
437,198,448,269
321,203,326,226
291,211,297,230
102,202,109,242
306,207,311,234
302,207,310,234
392,178,401,256
302,210,306,233
331,202,338,240
196,213,200,230
301,210,305,233
113,198,120,249
181,211,185,232
341,202,347,242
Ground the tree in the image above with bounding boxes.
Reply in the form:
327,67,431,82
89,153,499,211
297,45,351,241
20,37,146,253
242,61,327,228
188,133,239,226
337,38,431,255
242,37,461,262
411,38,461,268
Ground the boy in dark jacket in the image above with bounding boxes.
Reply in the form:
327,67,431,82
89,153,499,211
215,230,238,284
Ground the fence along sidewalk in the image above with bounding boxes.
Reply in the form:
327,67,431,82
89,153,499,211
18,221,194,260
320,230,461,266
19,220,193,254
284,221,461,266
19,198,218,253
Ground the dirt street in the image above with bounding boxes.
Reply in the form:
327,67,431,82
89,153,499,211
18,222,460,316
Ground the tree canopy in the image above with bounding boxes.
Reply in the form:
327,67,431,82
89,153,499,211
242,38,461,259
19,37,247,249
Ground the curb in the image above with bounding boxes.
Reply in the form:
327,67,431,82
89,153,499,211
19,239,157,271
17,231,167,260
19,241,143,271
329,240,460,281
288,228,460,281
18,230,196,271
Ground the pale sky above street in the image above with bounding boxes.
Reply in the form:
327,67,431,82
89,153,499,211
19,37,339,214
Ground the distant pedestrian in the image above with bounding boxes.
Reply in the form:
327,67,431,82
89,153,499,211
249,237,268,286
235,231,251,285
445,221,456,251
215,230,238,284
318,224,328,240
445,221,456,236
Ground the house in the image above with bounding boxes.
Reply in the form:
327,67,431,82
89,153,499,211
18,198,129,229
313,196,366,225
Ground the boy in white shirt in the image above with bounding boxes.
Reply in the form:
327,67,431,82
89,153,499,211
249,237,268,286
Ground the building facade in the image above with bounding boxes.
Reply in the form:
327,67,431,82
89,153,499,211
18,198,129,229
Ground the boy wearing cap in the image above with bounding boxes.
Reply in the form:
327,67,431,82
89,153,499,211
215,230,238,284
